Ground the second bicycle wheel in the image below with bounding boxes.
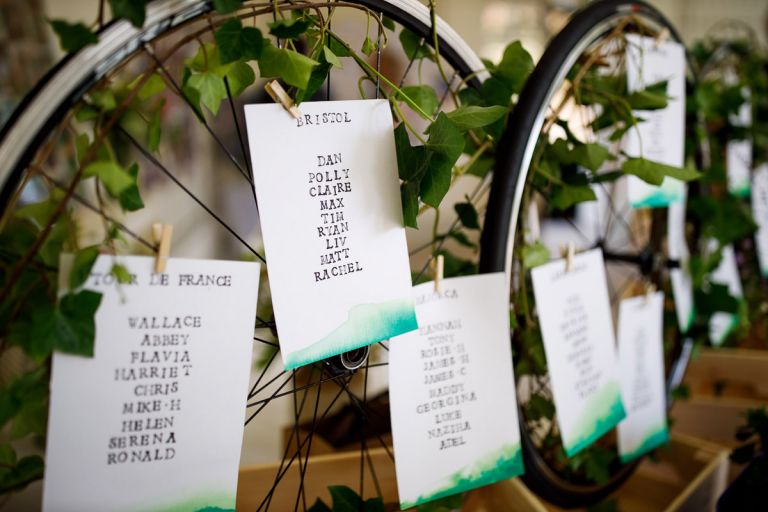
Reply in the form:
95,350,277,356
481,0,697,507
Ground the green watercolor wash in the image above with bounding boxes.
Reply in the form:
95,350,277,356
619,422,669,463
146,491,235,512
563,380,626,457
400,443,523,509
630,187,683,209
729,183,751,198
711,313,740,347
284,298,417,369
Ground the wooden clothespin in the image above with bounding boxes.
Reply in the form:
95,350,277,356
644,281,656,305
264,80,301,119
152,223,173,273
562,242,575,273
654,27,670,49
431,254,444,292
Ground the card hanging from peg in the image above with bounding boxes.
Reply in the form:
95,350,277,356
561,242,576,272
431,254,444,292
264,80,301,119
644,282,657,305
152,223,173,273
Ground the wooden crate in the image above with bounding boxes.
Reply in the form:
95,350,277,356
237,434,728,511
671,348,768,448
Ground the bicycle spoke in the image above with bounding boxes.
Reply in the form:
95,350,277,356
117,125,266,262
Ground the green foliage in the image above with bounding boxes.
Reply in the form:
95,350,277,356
48,19,98,53
215,19,264,64
212,0,243,14
70,246,99,290
490,41,534,95
521,241,550,269
82,160,134,197
454,199,480,229
268,18,312,40
258,44,319,89
621,158,701,186
399,85,439,117
399,28,431,60
309,486,385,512
109,0,149,28
446,105,507,132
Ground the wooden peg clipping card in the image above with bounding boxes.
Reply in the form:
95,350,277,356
152,223,173,273
264,80,301,119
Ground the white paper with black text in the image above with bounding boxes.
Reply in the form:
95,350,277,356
43,255,260,512
244,100,417,370
667,192,695,332
753,164,768,277
531,249,626,457
617,292,669,463
727,89,752,197
389,274,523,509
709,244,744,346
624,34,686,208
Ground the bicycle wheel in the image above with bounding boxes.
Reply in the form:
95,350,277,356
0,1,509,509
480,0,695,507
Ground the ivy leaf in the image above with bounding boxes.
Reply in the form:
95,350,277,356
382,16,395,31
527,394,555,421
467,155,494,178
454,200,480,229
421,114,464,208
446,105,507,131
583,448,615,484
119,163,144,212
492,41,534,94
361,36,376,56
295,62,331,103
269,18,312,40
90,89,116,111
571,143,611,172
70,245,100,290
399,28,430,60
55,290,103,357
110,263,133,284
522,241,550,269
83,160,134,197
10,401,47,440
628,80,669,110
48,19,98,53
394,124,428,181
322,46,343,69
222,60,256,97
187,72,226,115
137,73,166,100
147,109,162,153
108,0,149,28
399,85,438,116
215,19,264,64
0,455,44,494
0,445,16,467
258,44,318,89
328,485,362,512
551,184,597,210
449,231,476,249
622,158,701,186
307,499,332,512
212,0,242,14
400,181,419,229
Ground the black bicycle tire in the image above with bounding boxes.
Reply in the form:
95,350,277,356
479,0,691,507
0,0,487,211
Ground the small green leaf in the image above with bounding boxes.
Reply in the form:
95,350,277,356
522,241,550,269
147,109,162,153
622,158,701,186
363,496,385,512
571,143,611,172
212,0,242,14
215,19,264,64
399,85,438,116
48,19,98,53
394,123,428,181
187,72,227,115
454,201,480,230
399,28,430,60
222,60,256,97
269,17,312,40
119,163,144,212
527,393,555,421
10,401,47,440
401,181,419,229
0,455,44,494
361,36,376,56
258,44,319,89
628,80,669,110
421,113,465,208
467,155,494,178
322,46,343,68
83,160,134,197
56,290,103,356
329,485,362,511
70,245,100,290
492,41,534,94
382,16,395,31
551,184,597,210
110,263,133,284
583,448,615,484
446,105,507,131
90,89,116,111
0,445,16,467
449,231,476,249
426,113,465,160
108,0,149,28
307,498,332,512
137,73,166,100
